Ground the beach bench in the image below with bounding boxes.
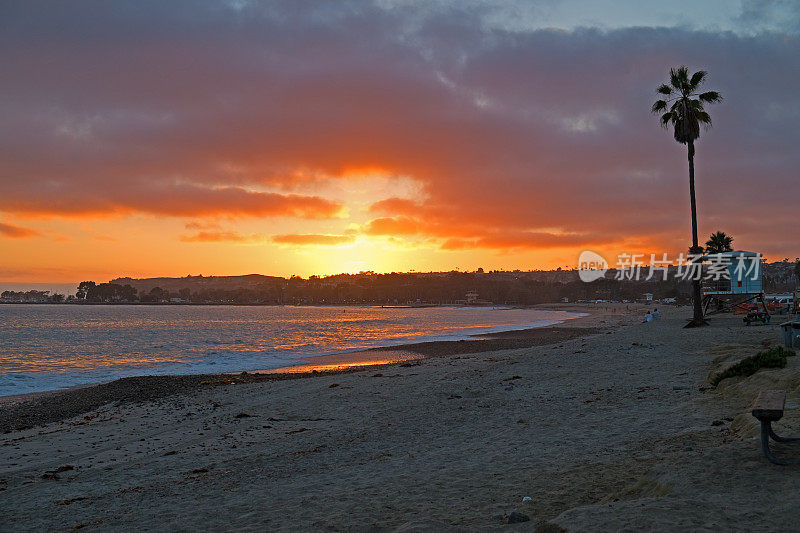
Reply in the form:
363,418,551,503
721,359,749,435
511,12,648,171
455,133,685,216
751,390,800,465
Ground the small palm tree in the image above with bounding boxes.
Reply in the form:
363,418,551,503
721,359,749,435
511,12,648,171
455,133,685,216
652,66,722,327
705,231,733,254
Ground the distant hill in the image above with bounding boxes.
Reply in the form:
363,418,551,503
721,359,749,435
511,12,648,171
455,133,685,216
110,274,285,294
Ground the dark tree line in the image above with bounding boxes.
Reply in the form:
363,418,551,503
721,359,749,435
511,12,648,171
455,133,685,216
69,271,692,305
77,281,137,302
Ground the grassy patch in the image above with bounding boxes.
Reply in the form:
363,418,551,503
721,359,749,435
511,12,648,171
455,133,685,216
711,346,796,386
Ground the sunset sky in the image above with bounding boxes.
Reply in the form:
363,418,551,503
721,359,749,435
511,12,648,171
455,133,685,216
2,0,799,287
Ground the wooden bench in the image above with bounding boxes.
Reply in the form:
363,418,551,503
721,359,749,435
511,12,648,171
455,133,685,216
751,390,799,465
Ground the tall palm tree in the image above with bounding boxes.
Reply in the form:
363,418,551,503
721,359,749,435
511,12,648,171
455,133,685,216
705,231,733,254
652,66,723,327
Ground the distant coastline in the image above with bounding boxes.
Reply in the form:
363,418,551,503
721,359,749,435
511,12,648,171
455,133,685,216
3,261,797,307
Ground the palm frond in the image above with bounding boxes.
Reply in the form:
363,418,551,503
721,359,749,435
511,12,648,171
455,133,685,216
670,65,689,91
689,70,707,90
651,100,668,113
689,99,706,111
653,66,721,142
698,90,723,103
669,67,681,89
705,231,733,253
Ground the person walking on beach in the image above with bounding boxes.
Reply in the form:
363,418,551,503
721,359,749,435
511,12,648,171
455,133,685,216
652,308,661,320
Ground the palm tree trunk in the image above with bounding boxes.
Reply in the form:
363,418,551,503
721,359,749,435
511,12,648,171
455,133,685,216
687,140,706,326
688,141,698,249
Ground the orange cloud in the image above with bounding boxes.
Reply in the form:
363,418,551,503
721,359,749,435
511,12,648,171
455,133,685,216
0,221,40,239
179,231,267,243
272,234,356,246
3,185,343,220
185,220,223,231
368,198,424,216
363,216,424,236
441,232,603,251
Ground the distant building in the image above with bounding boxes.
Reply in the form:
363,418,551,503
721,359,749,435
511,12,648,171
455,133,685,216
465,292,479,304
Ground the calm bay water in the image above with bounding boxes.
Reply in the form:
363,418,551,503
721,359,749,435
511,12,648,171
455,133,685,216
0,304,581,396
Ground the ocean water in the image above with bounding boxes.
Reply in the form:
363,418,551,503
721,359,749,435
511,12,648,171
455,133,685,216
0,304,582,396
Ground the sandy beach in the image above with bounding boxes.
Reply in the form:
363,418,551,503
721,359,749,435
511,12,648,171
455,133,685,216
2,304,800,531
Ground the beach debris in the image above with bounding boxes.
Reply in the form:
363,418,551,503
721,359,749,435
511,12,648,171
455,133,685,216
235,412,253,418
372,373,383,377
188,467,210,474
522,496,532,502
711,419,724,426
517,418,528,424
55,496,88,506
162,450,177,456
329,383,340,388
502,375,523,381
42,464,74,479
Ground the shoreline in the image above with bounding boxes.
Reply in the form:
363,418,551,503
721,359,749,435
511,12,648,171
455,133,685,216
0,303,620,409
0,304,593,398
0,318,609,433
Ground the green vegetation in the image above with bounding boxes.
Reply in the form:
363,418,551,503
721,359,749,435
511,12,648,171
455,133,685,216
711,347,796,386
